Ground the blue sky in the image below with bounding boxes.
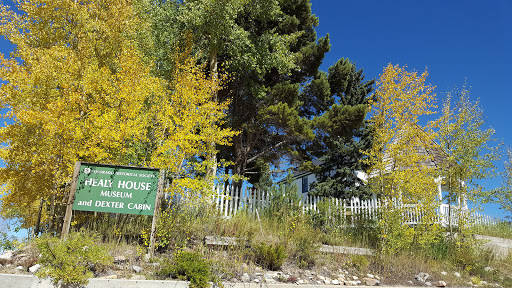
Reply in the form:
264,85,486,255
0,0,510,231
311,0,512,218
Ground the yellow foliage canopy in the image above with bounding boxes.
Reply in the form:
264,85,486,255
368,64,441,253
0,0,235,228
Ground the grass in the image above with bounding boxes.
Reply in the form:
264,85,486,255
473,222,512,239
7,193,512,288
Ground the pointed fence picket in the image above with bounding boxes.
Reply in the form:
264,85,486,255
212,186,500,227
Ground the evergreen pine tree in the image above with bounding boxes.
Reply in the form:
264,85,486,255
310,58,374,198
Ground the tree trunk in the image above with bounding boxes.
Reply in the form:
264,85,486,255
205,46,219,182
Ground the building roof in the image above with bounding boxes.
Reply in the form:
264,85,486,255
381,125,451,173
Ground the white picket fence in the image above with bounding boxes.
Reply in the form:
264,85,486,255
213,186,500,227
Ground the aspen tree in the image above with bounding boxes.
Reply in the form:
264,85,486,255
437,85,500,233
0,0,234,230
368,64,441,254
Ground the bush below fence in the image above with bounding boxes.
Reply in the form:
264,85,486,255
212,186,500,227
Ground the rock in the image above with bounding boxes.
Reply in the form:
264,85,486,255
415,272,430,283
363,277,380,286
99,275,118,279
131,275,146,280
132,265,143,273
332,279,340,285
454,272,461,278
316,281,322,285
484,267,493,272
407,280,414,285
0,250,14,261
15,265,23,271
254,272,263,277
265,278,277,284
426,282,432,286
28,264,41,273
375,275,381,280
352,275,359,280
241,273,250,282
324,279,331,285
441,271,447,276
318,275,326,281
345,281,356,286
253,278,260,284
297,279,304,284
434,281,447,287
263,274,277,284
481,281,488,286
356,280,362,285
367,273,375,278
113,256,127,264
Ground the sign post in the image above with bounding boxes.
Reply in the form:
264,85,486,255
61,162,163,247
61,162,81,239
149,170,165,257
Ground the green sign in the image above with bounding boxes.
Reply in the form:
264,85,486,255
72,163,160,215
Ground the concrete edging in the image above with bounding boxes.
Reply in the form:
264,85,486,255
0,273,416,288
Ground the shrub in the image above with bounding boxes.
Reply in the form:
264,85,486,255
287,215,318,269
156,250,216,288
0,231,19,253
252,242,287,271
263,178,302,224
350,254,370,273
35,230,112,288
144,200,218,251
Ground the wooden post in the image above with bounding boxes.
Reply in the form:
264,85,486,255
61,161,81,240
149,169,165,258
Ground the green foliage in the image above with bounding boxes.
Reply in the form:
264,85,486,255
263,175,302,222
143,0,333,186
156,250,216,288
287,215,318,269
35,231,112,288
349,254,370,273
311,58,375,199
473,222,512,239
173,250,214,288
143,200,217,250
490,148,512,218
252,242,287,271
344,213,380,248
437,85,501,224
0,231,19,252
